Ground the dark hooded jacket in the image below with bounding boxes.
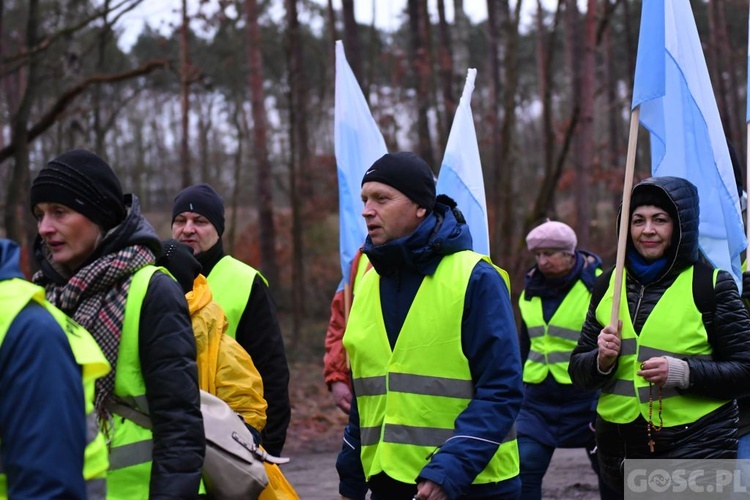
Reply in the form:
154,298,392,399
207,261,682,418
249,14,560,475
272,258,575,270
33,195,205,498
0,239,88,498
336,201,523,500
568,176,750,487
517,249,602,448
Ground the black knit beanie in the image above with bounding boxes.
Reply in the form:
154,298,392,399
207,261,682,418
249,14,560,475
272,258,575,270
630,184,678,222
171,183,225,236
156,239,203,294
29,149,127,231
361,152,436,210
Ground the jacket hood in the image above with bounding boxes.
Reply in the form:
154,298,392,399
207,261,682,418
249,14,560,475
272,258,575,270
622,176,699,281
186,274,213,316
0,239,25,281
34,193,162,284
363,201,472,277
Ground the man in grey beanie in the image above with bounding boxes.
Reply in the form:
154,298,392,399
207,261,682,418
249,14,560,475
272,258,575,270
337,152,523,500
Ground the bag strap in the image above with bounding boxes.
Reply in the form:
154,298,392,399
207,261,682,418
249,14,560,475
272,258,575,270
105,398,153,430
107,391,290,465
692,261,716,316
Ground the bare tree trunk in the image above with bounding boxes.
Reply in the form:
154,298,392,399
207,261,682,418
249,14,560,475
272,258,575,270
179,0,191,187
564,0,589,244
408,0,435,168
245,0,279,287
498,0,523,256
228,102,245,255
622,0,635,95
286,0,309,341
707,2,744,153
602,0,618,171
574,0,596,247
714,1,743,154
528,0,567,227
5,0,39,262
93,0,112,152
341,0,363,94
326,0,337,81
487,0,503,257
452,0,469,76
436,0,455,151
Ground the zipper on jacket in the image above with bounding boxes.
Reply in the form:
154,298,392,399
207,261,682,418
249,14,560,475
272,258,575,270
632,284,645,331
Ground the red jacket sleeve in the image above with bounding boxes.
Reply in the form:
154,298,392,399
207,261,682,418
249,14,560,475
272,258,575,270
323,288,350,387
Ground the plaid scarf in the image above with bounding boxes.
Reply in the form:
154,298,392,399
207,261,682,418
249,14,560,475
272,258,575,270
33,245,155,422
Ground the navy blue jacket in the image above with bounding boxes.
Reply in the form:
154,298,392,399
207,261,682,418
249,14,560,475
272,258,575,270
336,203,523,499
0,239,87,498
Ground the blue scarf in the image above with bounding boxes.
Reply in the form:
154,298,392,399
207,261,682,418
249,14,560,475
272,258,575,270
626,251,669,285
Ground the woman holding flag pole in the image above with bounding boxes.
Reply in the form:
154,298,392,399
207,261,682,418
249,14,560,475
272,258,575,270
568,171,750,492
568,1,750,493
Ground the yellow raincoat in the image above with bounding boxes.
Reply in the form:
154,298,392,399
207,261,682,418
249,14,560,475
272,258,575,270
188,274,267,433
188,275,298,499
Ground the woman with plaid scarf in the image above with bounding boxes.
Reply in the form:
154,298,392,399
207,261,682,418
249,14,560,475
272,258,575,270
29,149,205,499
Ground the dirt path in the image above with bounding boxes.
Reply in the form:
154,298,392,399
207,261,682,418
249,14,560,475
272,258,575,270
282,448,600,499
283,363,602,498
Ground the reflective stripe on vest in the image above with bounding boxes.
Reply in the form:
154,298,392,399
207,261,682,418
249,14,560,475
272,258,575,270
344,250,519,485
206,256,266,339
519,271,599,384
0,278,111,497
106,266,162,500
594,266,729,426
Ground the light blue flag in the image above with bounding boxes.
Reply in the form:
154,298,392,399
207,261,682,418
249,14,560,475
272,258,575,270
334,40,387,289
632,0,745,289
436,69,490,256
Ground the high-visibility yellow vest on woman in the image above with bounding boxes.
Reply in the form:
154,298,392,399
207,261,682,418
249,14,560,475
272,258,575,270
105,266,162,499
595,266,729,426
0,278,110,498
519,270,600,385
344,251,519,485
206,256,267,339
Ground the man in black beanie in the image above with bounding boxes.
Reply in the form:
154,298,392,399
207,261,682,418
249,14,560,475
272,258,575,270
337,152,523,500
171,183,290,457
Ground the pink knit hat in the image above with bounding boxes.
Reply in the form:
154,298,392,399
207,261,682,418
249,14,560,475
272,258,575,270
526,220,577,254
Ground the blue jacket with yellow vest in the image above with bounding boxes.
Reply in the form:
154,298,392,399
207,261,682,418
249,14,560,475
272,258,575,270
336,201,523,500
569,176,750,466
0,239,90,498
517,250,601,448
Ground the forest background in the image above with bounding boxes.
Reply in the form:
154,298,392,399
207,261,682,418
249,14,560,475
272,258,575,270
0,0,747,367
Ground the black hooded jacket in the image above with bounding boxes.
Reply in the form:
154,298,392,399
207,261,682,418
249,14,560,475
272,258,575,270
569,176,750,460
34,194,205,498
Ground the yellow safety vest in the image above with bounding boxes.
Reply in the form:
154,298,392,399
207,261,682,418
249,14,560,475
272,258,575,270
0,278,110,498
344,251,519,485
519,270,600,384
106,266,161,500
207,256,267,339
595,266,728,426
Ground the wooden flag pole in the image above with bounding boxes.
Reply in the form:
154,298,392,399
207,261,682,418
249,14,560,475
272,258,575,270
610,106,641,328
